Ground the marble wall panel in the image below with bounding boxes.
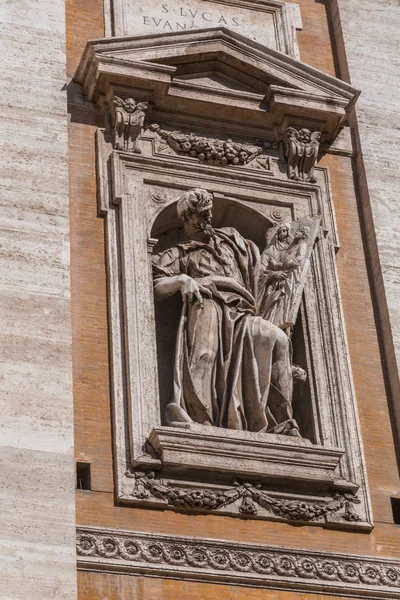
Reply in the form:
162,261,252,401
0,0,77,597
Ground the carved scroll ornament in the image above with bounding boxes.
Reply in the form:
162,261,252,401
284,127,321,182
111,96,148,152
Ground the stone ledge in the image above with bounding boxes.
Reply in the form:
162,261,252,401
148,425,347,490
77,526,400,598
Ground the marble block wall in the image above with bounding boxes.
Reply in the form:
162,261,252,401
0,0,77,598
333,0,400,427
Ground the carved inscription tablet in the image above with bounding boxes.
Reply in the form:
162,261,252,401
109,0,300,54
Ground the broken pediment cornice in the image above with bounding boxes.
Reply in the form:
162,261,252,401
75,27,359,145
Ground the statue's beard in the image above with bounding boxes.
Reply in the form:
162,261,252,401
196,219,214,239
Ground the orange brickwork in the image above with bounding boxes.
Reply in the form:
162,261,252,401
78,571,346,600
67,0,400,598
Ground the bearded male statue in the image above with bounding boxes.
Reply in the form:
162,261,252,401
152,189,301,437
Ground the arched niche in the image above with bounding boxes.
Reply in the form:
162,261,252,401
151,195,274,253
150,195,314,440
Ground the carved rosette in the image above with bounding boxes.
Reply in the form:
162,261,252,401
77,527,400,597
284,126,321,182
111,96,148,152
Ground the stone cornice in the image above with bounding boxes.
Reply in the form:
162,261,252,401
77,526,400,598
74,27,359,144
75,27,358,102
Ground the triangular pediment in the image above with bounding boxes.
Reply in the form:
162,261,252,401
76,27,359,142
174,71,260,95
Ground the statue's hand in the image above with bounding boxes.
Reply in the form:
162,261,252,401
270,270,287,282
178,275,211,305
284,258,300,269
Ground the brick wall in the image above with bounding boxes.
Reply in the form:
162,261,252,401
67,0,400,597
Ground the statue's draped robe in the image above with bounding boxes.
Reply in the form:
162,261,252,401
259,235,307,328
153,227,297,433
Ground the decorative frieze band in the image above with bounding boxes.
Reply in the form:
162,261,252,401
128,470,362,524
149,124,277,169
77,527,400,598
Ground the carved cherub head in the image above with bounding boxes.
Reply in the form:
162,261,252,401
296,225,310,240
123,97,137,113
298,128,312,143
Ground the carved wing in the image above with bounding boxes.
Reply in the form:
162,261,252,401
303,132,321,180
284,127,304,179
112,96,124,126
285,127,300,160
257,216,321,329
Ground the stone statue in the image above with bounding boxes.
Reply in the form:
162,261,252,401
259,221,313,330
284,127,321,183
152,189,302,437
112,96,148,152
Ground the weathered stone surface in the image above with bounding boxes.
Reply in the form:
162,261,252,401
0,1,77,598
103,0,302,58
77,526,400,598
93,107,371,528
149,425,345,486
333,0,400,428
75,28,358,145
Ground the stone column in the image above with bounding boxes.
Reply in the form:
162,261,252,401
0,0,77,597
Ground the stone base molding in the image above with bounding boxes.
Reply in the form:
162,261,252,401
77,527,400,598
148,426,345,487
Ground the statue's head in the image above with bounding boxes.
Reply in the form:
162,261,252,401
277,224,290,242
296,225,310,240
298,128,311,143
177,189,214,241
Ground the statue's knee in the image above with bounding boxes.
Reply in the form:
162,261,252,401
195,349,217,365
274,329,290,359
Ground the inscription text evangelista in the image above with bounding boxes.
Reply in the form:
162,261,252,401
124,0,279,49
143,3,240,30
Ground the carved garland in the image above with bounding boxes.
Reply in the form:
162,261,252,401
129,472,361,523
150,124,278,167
77,528,400,597
112,120,322,182
149,124,322,182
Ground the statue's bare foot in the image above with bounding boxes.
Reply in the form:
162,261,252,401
287,427,302,438
292,364,307,384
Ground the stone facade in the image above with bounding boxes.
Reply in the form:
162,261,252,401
332,0,400,455
0,1,77,599
1,0,400,599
